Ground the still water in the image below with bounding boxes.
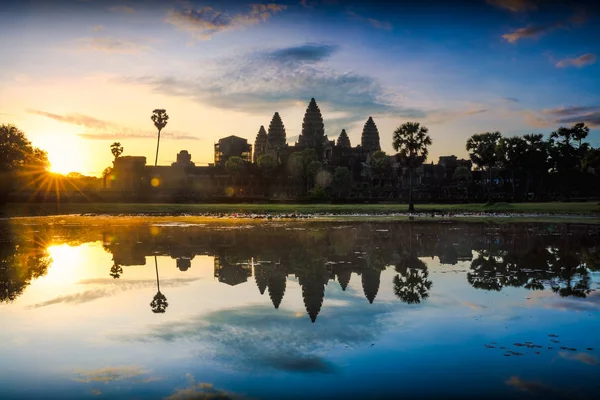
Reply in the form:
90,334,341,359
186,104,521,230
1,218,599,400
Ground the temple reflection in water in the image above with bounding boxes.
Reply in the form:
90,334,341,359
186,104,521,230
2,220,599,322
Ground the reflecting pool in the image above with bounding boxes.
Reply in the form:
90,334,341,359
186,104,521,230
1,218,599,399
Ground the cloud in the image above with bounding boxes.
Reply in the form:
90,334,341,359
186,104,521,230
265,43,339,63
116,44,425,131
556,53,597,68
73,366,149,383
485,0,537,12
78,131,200,141
165,3,287,40
503,97,519,103
505,376,571,399
26,278,199,309
27,109,199,140
523,106,600,128
502,22,563,43
166,375,241,400
559,352,598,365
423,106,488,124
108,5,135,14
347,10,392,31
114,292,398,374
92,25,104,32
27,109,110,129
75,37,150,54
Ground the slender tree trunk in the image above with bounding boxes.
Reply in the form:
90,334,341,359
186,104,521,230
408,167,414,212
525,171,531,202
155,255,160,293
154,129,162,167
511,170,516,201
488,166,493,202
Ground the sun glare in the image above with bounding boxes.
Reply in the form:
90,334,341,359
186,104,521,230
45,141,86,175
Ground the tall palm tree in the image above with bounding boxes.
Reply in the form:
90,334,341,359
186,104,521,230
466,132,502,202
151,109,169,167
150,255,168,313
392,122,432,212
110,142,123,160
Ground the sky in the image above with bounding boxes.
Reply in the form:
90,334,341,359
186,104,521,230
1,0,599,176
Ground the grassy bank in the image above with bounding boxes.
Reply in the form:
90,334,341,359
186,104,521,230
2,201,600,218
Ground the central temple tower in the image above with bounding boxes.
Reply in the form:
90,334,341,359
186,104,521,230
298,98,325,150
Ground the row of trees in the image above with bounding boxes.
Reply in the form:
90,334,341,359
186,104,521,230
466,122,598,202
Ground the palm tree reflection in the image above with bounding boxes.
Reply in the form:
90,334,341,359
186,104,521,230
109,262,123,279
393,256,432,304
150,255,168,313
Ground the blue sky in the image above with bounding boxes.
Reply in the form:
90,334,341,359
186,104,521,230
0,0,599,175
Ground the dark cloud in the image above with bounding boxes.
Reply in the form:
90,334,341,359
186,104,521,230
503,97,519,103
556,53,597,68
505,376,572,399
485,0,537,13
266,43,339,63
165,4,287,40
544,106,600,127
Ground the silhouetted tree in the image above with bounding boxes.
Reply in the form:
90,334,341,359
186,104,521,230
110,142,123,160
369,150,392,194
393,122,432,211
549,123,589,199
331,167,353,198
102,167,112,189
522,134,548,200
151,109,169,167
150,255,168,313
497,136,527,200
0,124,49,203
109,262,123,279
225,156,246,190
466,131,502,201
393,256,432,304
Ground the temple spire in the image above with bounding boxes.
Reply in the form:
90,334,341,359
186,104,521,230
253,126,268,163
298,98,325,151
361,116,381,152
267,112,286,150
337,129,351,148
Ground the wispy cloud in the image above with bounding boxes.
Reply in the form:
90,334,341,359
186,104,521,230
92,25,104,32
505,376,571,399
116,43,425,130
108,5,135,14
165,3,287,40
75,37,150,54
523,106,600,128
559,351,598,365
27,109,110,129
556,53,597,68
485,0,537,13
73,366,149,383
503,97,519,103
26,109,199,141
502,22,563,43
347,10,392,31
26,278,200,309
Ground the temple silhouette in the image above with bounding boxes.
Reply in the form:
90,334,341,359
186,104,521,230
105,97,472,201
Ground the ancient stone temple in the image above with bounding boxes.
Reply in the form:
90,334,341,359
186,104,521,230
337,129,351,148
298,98,326,152
267,112,287,150
361,116,381,153
253,125,268,163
